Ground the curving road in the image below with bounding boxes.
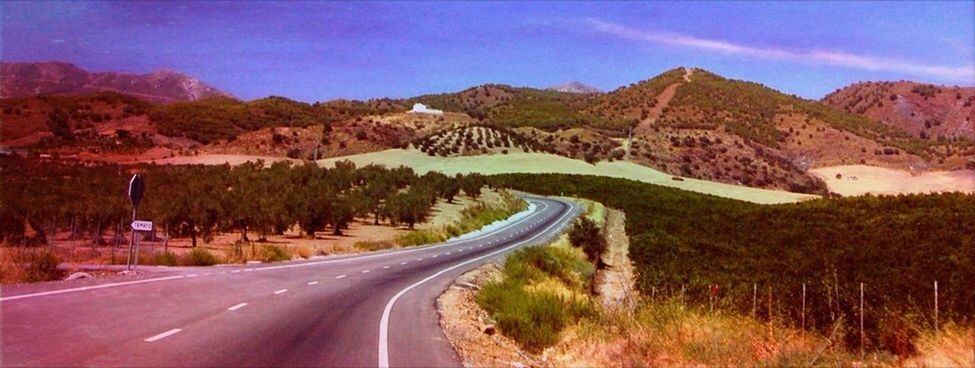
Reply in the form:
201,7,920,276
0,196,579,367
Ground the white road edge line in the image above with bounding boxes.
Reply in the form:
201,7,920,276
362,270,371,273
274,289,288,295
144,328,182,342
0,275,186,302
227,303,247,311
378,199,575,367
307,281,319,285
336,275,347,279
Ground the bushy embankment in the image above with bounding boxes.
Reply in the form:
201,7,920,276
489,174,975,354
475,200,605,352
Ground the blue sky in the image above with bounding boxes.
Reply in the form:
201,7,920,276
2,1,972,102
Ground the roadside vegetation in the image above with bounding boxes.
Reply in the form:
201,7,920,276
0,155,502,282
489,173,975,359
476,200,604,352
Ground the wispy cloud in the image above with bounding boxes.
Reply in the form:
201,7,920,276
585,18,975,83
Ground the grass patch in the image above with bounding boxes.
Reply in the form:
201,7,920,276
259,244,292,263
477,245,596,352
354,240,397,251
1,247,65,283
153,251,179,266
395,230,447,247
181,248,220,266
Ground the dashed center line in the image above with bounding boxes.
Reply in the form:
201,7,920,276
230,270,241,274
383,266,390,269
187,274,198,277
228,303,247,311
243,269,254,272
417,258,423,261
144,328,181,342
400,262,408,265
336,275,347,279
362,270,371,273
307,281,319,285
432,255,438,258
274,289,288,295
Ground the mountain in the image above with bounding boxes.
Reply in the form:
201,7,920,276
546,81,602,94
3,66,972,194
822,81,975,139
0,62,232,102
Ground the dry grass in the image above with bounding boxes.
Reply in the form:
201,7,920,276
905,323,975,367
549,301,902,367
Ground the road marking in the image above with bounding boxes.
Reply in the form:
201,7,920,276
274,289,288,295
362,270,371,273
457,249,463,252
336,275,347,279
187,274,198,277
445,252,451,255
202,273,212,276
378,199,575,367
145,328,182,342
307,281,319,285
228,303,247,311
383,266,390,269
0,275,186,302
417,258,423,261
0,200,550,303
432,255,438,258
400,262,408,265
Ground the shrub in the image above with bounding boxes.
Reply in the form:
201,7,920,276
20,248,63,282
396,230,446,247
354,240,397,251
181,248,220,266
153,251,179,266
568,217,606,263
477,246,596,352
260,245,292,262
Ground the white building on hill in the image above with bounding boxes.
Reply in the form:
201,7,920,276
408,103,443,115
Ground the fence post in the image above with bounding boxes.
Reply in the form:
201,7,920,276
802,283,806,338
752,283,757,319
680,284,686,308
933,280,939,333
860,282,865,358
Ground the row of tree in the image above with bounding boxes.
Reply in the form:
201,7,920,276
490,173,975,354
0,156,487,248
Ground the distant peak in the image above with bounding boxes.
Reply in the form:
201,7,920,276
546,81,602,94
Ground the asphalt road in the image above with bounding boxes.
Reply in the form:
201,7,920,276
0,196,580,367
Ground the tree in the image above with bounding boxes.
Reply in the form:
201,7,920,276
47,109,74,140
386,186,434,230
568,217,606,263
461,173,484,199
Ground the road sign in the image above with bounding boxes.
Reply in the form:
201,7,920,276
131,220,153,232
128,174,145,207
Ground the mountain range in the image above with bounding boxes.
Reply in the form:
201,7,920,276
1,61,972,195
0,62,231,102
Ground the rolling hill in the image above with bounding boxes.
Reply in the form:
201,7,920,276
823,81,975,139
3,63,972,195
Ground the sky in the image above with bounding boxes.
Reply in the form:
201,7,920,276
1,1,972,102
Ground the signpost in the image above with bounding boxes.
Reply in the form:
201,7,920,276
127,174,145,270
131,221,153,232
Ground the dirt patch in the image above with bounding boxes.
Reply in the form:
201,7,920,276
594,208,637,310
438,263,543,367
811,165,975,196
